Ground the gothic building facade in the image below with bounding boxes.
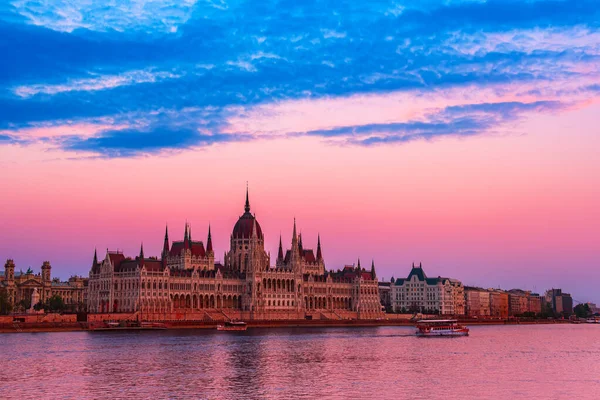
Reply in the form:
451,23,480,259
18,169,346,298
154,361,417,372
86,190,382,320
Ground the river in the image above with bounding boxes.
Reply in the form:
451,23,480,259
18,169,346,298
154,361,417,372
2,324,599,399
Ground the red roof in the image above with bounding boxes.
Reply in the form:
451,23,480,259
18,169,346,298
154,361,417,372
190,241,206,257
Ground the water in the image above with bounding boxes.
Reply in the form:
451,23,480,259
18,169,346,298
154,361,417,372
1,325,599,399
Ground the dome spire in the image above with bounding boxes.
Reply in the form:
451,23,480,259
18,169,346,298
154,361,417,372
245,183,250,213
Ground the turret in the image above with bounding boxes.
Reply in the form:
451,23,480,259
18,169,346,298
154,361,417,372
371,260,376,280
4,259,15,281
41,261,51,282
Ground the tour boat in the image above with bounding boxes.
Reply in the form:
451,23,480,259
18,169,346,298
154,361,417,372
217,321,248,331
415,319,469,337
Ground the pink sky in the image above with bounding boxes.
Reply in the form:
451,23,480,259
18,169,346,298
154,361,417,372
1,101,598,303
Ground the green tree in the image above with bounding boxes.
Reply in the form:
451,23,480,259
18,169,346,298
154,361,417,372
573,304,591,318
45,294,66,312
0,290,13,315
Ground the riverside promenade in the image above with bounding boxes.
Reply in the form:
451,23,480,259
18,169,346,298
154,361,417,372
0,313,568,333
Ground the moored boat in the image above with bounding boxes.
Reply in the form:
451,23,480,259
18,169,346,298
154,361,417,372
90,321,167,331
416,319,469,337
217,321,248,331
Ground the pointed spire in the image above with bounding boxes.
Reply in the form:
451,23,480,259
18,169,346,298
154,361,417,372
245,183,250,213
139,243,144,259
298,233,303,252
93,248,98,266
371,259,376,279
278,234,284,260
316,234,322,260
292,218,297,240
206,225,213,253
184,222,190,249
163,225,170,255
357,258,361,271
419,262,422,268
189,224,192,243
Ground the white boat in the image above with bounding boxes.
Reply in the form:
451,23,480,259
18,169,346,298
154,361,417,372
217,321,248,331
416,319,469,337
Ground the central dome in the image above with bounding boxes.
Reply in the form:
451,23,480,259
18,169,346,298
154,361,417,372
232,188,263,239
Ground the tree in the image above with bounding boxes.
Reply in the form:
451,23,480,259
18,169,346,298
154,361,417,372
574,304,591,318
45,295,66,312
0,290,12,315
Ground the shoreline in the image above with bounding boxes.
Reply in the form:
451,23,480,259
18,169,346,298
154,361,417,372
0,318,571,334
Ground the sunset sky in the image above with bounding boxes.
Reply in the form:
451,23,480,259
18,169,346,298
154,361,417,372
0,1,598,302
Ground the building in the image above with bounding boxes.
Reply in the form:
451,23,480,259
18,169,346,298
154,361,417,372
489,290,509,318
86,190,383,320
378,281,391,312
545,289,573,316
464,287,490,317
0,260,86,312
390,263,465,315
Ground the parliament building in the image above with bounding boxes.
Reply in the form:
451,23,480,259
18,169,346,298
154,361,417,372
86,190,382,320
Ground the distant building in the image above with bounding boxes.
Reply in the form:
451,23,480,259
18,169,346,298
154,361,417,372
489,290,509,318
1,260,86,312
586,303,600,315
390,263,465,315
545,288,573,316
507,289,541,316
464,287,490,317
378,281,391,311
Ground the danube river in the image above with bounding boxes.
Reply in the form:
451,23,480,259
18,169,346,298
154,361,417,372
2,325,599,399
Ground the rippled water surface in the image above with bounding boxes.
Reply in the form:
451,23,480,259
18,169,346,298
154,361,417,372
2,325,600,399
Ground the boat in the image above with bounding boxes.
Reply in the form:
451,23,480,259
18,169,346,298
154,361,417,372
89,321,167,331
217,321,248,331
416,319,469,337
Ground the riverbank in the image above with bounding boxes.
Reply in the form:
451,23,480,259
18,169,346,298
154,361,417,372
0,318,571,333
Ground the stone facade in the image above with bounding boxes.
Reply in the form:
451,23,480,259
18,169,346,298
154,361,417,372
0,260,86,311
390,263,465,315
86,190,383,320
464,287,491,317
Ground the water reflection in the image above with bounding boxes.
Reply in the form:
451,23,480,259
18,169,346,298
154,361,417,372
2,325,600,399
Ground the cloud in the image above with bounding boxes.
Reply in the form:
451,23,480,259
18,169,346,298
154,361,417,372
63,125,239,157
0,0,599,156
303,100,568,145
8,0,199,34
12,69,182,98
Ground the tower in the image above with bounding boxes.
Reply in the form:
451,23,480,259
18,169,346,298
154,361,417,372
41,261,51,282
4,259,15,281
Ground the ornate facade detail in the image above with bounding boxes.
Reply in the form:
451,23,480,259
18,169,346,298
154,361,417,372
86,189,383,319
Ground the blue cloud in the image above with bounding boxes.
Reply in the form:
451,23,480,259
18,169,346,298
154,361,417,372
63,125,242,157
305,101,568,145
0,0,598,155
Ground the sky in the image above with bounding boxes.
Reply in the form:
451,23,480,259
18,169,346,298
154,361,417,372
0,0,598,303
